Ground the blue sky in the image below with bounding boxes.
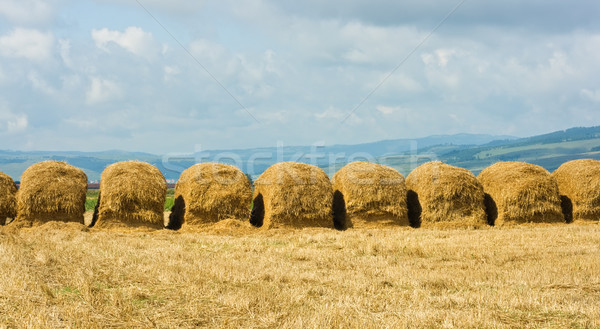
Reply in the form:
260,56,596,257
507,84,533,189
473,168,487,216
0,0,599,154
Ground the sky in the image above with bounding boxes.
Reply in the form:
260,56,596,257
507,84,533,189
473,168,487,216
0,0,599,154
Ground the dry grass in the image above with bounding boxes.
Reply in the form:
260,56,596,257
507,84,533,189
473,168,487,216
553,159,600,221
478,161,564,225
253,162,333,229
95,161,167,229
16,161,87,225
406,161,488,228
0,171,17,225
331,161,409,228
169,163,252,228
1,218,600,328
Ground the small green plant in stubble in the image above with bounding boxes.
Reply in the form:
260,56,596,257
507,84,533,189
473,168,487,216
85,189,99,212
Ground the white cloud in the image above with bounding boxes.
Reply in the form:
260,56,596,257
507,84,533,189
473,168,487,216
581,89,600,102
0,103,28,134
58,39,73,68
375,105,398,115
369,73,423,94
315,107,344,120
315,107,365,126
0,28,54,61
161,44,170,56
1,1,600,152
0,0,56,25
163,65,181,82
91,27,158,59
86,77,123,105
64,118,96,129
189,39,227,63
94,0,205,16
533,51,575,91
338,22,423,64
279,20,424,66
342,49,369,63
435,49,457,67
28,71,57,95
422,48,458,68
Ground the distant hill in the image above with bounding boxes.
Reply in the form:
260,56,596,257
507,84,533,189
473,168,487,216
374,126,600,176
3,126,600,181
0,133,516,182
0,150,159,183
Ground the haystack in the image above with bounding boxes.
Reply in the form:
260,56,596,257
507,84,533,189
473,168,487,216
167,163,252,229
0,172,17,225
250,162,333,228
16,161,87,224
405,161,488,228
552,159,600,221
331,161,409,228
477,161,564,225
94,161,167,229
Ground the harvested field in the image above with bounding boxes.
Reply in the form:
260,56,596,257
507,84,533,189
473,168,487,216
1,219,599,328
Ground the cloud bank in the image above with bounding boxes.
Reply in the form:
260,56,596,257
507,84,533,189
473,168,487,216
0,0,598,153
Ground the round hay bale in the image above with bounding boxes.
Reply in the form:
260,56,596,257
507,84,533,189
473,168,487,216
552,159,600,221
16,161,87,224
405,161,488,228
477,161,564,225
167,163,252,229
0,171,17,225
95,161,167,229
251,162,333,229
331,161,409,227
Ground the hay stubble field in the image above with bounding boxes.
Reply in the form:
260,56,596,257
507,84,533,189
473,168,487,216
1,219,599,328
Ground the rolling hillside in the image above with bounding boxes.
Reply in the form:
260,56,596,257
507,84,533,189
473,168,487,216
0,133,515,182
2,126,600,181
376,126,600,176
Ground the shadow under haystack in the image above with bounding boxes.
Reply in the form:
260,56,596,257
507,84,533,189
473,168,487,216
94,161,167,229
251,162,334,229
405,161,489,228
552,159,600,221
0,171,17,225
16,161,87,225
478,161,564,225
167,163,252,229
331,161,409,228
